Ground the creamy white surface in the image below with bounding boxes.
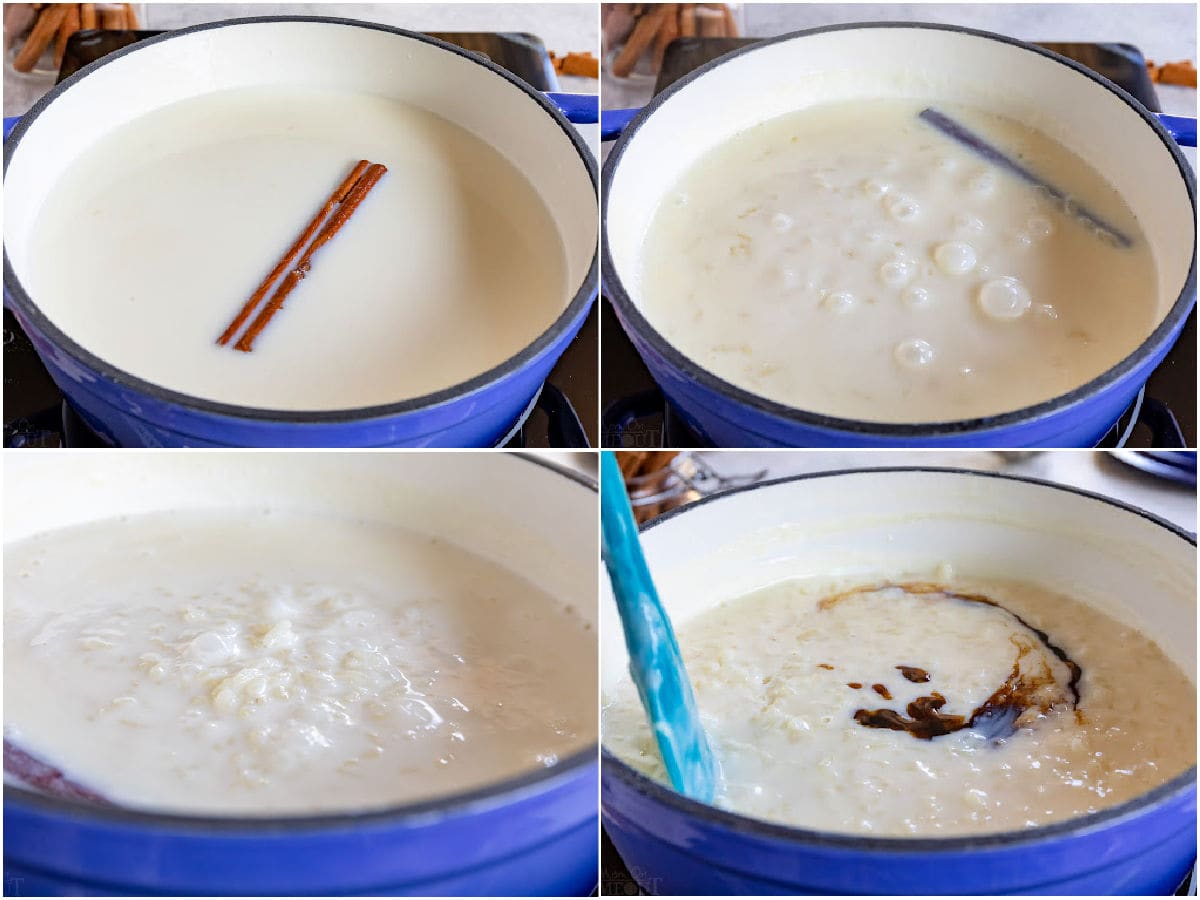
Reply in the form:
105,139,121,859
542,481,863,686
5,509,596,814
603,575,1195,836
27,86,568,410
639,100,1158,423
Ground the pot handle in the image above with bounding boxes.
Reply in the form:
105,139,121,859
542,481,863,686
3,116,19,142
1156,113,1197,148
534,381,590,448
601,107,642,141
544,92,598,125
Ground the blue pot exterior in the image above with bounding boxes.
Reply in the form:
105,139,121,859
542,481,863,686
602,753,1196,895
5,757,598,896
610,297,1191,448
7,292,593,447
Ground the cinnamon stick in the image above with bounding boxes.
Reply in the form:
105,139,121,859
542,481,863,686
122,2,136,29
678,3,697,38
697,7,724,38
612,4,668,77
652,5,679,71
233,162,387,352
553,50,600,78
54,4,80,68
13,3,68,72
218,160,370,347
1147,59,1197,87
720,4,738,38
80,3,97,29
99,4,123,29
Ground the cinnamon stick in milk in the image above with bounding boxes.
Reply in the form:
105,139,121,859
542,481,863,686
13,2,68,72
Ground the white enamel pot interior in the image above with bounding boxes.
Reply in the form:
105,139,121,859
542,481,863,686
6,452,597,636
600,468,1196,812
604,24,1196,426
2,17,597,411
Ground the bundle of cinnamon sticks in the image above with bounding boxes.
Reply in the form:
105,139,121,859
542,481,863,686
618,450,682,523
8,3,138,73
1146,59,1198,88
604,3,738,78
550,50,600,79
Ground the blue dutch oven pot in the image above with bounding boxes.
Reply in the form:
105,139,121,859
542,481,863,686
601,23,1197,448
8,754,598,896
4,452,600,895
599,467,1197,893
3,17,599,447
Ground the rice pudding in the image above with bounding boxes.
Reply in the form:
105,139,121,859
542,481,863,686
5,509,596,815
638,99,1158,423
24,86,568,410
603,577,1195,836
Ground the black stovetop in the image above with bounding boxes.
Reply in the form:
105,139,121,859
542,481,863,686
600,38,1196,449
3,28,596,448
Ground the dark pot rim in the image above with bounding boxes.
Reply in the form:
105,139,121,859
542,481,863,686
2,15,599,426
5,453,600,834
602,465,1197,852
600,21,1198,439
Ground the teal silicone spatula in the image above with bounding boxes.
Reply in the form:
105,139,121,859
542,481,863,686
600,450,716,803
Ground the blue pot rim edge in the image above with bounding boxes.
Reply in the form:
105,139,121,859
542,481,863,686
1,15,600,426
600,20,1199,439
6,454,601,835
601,465,1198,853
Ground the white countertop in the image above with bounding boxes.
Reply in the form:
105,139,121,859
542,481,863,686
694,450,1197,532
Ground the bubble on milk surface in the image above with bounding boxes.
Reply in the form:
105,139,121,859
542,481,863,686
978,277,1032,320
952,213,984,233
879,257,917,288
894,338,935,370
886,194,921,223
861,178,891,199
933,242,977,275
822,291,857,314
